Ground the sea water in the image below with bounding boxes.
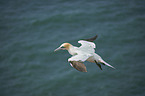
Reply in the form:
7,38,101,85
0,0,145,96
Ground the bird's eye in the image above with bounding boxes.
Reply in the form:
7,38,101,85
61,46,65,48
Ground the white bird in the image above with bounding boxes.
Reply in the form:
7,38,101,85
54,35,115,72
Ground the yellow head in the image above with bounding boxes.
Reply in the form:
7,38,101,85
54,43,72,52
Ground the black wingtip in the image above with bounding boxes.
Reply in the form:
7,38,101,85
83,34,98,42
94,60,102,70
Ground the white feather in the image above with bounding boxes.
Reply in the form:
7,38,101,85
56,39,115,70
78,40,96,53
68,53,92,62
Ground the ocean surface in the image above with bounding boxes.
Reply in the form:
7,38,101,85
0,0,145,96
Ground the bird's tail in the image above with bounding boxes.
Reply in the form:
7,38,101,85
100,60,115,69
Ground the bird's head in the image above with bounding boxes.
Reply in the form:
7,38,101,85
54,43,71,52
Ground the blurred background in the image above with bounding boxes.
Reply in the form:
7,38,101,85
0,0,145,96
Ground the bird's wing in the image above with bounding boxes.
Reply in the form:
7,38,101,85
83,35,98,42
69,61,87,72
78,40,96,53
68,53,92,72
68,53,92,62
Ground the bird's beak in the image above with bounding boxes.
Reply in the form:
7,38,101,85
54,47,66,52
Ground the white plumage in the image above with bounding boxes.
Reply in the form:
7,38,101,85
54,35,115,72
68,40,95,62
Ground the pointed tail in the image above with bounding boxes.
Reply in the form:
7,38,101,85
100,60,115,69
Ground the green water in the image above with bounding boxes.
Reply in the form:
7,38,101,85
0,0,145,96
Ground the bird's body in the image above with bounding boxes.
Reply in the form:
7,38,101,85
54,35,115,72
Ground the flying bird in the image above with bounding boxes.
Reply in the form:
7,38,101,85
54,35,115,72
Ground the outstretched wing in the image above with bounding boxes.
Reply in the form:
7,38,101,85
78,40,96,53
67,35,98,72
68,53,92,62
68,54,92,72
69,61,87,72
83,35,98,42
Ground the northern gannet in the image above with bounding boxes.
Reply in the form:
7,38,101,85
54,35,115,72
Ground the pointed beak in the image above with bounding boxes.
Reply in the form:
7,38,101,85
54,47,66,52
